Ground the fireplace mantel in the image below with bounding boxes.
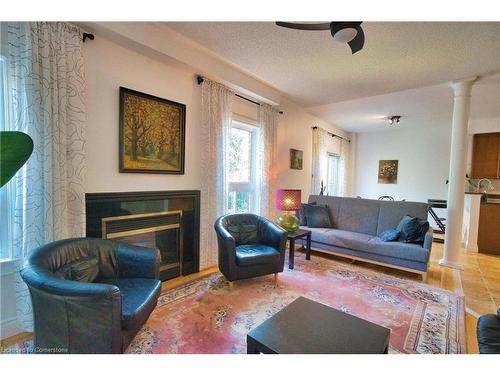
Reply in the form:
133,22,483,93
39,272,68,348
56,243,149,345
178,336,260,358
85,190,200,280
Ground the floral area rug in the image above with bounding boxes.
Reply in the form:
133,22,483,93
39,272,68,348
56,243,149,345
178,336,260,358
127,254,466,354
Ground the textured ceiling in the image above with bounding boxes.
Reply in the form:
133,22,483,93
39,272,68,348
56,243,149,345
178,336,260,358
166,22,500,107
307,76,500,133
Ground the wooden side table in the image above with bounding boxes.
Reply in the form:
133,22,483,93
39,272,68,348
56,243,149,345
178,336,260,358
286,229,312,270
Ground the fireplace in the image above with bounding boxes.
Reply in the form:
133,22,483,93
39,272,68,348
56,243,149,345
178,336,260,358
86,191,200,281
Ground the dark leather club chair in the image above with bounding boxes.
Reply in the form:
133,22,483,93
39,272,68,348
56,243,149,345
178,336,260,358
20,237,162,354
477,309,500,353
214,213,287,288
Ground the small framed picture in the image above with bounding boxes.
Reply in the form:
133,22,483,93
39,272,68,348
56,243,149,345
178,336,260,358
290,148,303,170
378,160,398,184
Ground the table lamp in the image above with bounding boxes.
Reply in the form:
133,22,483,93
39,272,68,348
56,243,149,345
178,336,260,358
275,189,301,233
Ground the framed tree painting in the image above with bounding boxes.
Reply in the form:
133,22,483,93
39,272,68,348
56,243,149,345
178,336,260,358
119,87,186,174
378,160,398,184
290,148,303,170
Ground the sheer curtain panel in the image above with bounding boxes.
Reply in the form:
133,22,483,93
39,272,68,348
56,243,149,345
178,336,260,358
200,79,235,268
1,22,86,331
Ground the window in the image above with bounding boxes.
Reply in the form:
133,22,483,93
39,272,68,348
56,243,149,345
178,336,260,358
326,153,341,197
227,120,259,214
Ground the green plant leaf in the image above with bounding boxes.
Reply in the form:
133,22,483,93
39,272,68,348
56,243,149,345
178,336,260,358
0,131,34,187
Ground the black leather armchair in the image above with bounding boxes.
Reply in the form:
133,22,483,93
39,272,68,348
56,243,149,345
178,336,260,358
20,237,162,354
214,214,287,287
477,309,500,353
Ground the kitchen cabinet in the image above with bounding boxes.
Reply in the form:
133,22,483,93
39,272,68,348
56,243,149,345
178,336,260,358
478,201,500,255
471,132,500,179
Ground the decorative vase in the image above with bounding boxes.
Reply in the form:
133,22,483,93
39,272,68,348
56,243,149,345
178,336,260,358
276,212,300,233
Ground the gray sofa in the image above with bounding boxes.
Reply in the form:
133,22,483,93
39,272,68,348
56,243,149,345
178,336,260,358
302,195,433,281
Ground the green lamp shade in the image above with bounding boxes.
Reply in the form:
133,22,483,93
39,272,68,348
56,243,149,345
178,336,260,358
0,131,34,187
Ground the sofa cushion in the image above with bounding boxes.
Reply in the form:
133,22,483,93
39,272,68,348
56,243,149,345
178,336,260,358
376,200,429,235
297,202,316,226
53,256,99,283
103,278,161,332
414,220,430,244
396,215,422,243
304,204,333,228
308,228,374,251
308,195,342,227
378,229,400,242
235,244,280,267
307,228,429,263
366,237,430,263
336,198,380,235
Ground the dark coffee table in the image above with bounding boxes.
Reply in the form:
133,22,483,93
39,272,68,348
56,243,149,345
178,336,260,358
287,229,311,269
246,297,390,354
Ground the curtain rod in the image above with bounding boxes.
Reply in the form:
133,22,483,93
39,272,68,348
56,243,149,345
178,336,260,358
312,126,350,143
82,32,94,43
197,75,283,114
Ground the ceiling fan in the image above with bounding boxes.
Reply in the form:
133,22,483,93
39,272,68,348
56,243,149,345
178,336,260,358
275,22,365,54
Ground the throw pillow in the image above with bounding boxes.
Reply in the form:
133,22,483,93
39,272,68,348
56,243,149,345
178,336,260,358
54,256,99,283
304,204,333,228
396,215,422,243
414,219,430,244
378,229,401,242
297,202,316,226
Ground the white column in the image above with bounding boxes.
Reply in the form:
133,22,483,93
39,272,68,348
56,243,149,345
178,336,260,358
439,77,476,269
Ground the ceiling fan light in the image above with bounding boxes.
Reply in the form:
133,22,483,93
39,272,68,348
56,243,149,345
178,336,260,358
388,116,402,126
332,27,358,43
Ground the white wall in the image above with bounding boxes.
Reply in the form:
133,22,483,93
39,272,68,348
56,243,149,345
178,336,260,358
276,98,354,201
83,36,348,203
355,124,452,203
84,36,202,193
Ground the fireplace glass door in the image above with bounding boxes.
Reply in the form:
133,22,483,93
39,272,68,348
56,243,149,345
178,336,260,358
101,211,183,280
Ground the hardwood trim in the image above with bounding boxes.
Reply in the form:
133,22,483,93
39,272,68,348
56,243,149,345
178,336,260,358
161,266,218,291
0,332,32,350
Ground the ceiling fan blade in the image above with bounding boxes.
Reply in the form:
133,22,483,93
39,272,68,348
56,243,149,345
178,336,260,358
276,22,331,31
348,26,365,54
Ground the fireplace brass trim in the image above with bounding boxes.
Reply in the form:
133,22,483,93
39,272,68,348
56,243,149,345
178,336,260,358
101,210,184,275
160,262,181,271
104,223,180,240
101,210,182,239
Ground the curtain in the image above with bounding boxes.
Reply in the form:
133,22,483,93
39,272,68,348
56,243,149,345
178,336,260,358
338,137,351,197
256,103,279,219
311,127,330,195
1,22,86,331
200,79,235,269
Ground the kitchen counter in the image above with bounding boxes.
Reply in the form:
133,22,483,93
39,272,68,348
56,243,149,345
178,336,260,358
465,192,500,204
